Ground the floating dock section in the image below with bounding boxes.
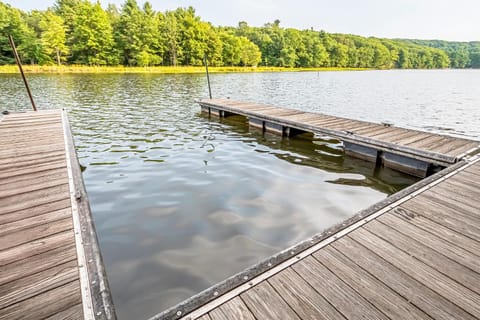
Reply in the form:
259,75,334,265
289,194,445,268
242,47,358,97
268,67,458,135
0,110,116,320
198,98,480,177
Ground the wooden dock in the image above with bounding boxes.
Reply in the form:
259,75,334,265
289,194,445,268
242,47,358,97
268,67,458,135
0,110,116,319
198,99,480,177
153,154,480,320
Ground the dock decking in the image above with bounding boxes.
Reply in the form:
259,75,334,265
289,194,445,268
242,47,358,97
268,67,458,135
0,110,115,320
198,99,480,177
155,155,480,320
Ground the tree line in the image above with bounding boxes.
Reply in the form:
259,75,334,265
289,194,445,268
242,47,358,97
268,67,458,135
1,0,479,68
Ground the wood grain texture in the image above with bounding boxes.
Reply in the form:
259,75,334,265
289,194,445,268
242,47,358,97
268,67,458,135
268,267,347,320
0,280,82,320
364,219,480,294
333,237,476,320
0,260,79,309
0,245,77,286
350,228,480,317
294,256,388,320
44,304,83,320
314,246,431,319
241,281,300,320
208,297,255,320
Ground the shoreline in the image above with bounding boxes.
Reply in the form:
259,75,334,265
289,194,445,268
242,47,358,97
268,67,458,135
0,65,369,74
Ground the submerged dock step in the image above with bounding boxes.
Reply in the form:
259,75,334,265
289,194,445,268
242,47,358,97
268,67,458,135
198,98,480,177
0,110,116,320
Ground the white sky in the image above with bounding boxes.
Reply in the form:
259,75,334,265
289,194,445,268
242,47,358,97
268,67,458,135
4,0,480,41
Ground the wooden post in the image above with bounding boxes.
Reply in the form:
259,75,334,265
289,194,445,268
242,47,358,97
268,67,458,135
204,53,212,99
8,35,37,111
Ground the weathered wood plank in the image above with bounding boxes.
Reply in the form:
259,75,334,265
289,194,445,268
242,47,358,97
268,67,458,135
0,153,66,172
208,297,255,320
0,145,65,161
364,219,480,294
314,246,431,319
0,176,68,199
0,245,77,286
0,198,71,225
0,260,79,309
404,199,480,241
0,230,75,266
380,209,480,272
349,228,480,317
0,160,66,180
0,166,66,186
0,216,73,251
43,304,83,320
241,281,300,320
268,267,346,320
294,256,388,320
333,237,476,320
0,280,82,320
0,184,70,216
0,208,71,238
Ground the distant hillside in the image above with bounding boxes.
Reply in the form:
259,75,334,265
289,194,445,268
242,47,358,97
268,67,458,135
0,0,478,69
397,39,480,68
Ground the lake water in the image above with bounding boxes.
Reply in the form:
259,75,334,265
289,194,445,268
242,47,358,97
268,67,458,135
1,70,479,319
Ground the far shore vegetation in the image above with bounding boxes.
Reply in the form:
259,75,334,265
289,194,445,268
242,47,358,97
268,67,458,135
0,65,368,74
1,0,479,71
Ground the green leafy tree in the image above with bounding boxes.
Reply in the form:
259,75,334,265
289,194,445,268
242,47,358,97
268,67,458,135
70,1,115,65
39,10,69,65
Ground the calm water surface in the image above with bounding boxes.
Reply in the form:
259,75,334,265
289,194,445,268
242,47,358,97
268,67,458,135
1,70,479,319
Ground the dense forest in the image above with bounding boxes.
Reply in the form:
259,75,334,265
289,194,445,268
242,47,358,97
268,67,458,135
1,0,479,68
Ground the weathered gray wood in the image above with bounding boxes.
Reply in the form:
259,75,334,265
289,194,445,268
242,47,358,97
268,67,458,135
208,297,255,320
0,110,115,320
0,245,77,286
404,199,480,241
350,228,480,317
0,145,65,162
314,246,431,319
0,167,67,186
0,260,79,309
0,280,82,320
0,160,66,180
294,256,388,320
0,198,71,225
61,109,117,320
0,217,73,251
241,281,300,320
364,219,480,294
380,209,480,272
0,230,75,266
268,267,347,320
0,183,70,215
333,237,477,320
44,304,83,320
0,208,71,238
0,176,68,199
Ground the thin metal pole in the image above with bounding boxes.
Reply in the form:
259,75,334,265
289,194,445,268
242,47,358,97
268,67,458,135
8,35,37,111
204,53,212,99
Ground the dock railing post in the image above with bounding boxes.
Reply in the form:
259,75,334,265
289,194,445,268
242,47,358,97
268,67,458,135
8,35,37,111
204,53,212,99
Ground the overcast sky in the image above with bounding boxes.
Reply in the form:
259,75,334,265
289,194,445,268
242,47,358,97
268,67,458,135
4,0,479,41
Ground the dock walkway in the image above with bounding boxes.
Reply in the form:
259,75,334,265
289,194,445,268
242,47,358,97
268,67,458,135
157,155,480,320
199,99,480,177
0,110,115,320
